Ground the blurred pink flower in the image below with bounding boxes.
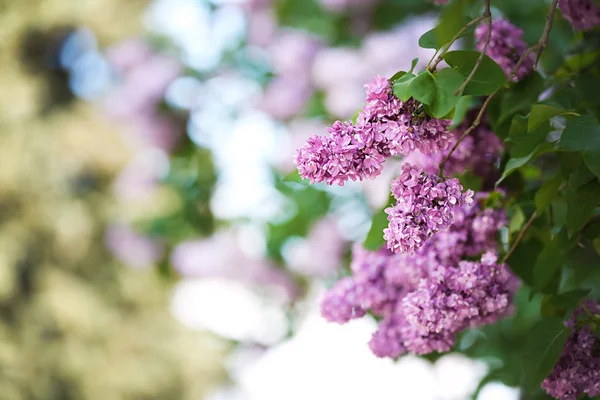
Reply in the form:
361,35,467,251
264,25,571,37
105,224,164,269
259,77,313,120
113,149,168,201
269,30,321,77
105,38,153,74
246,9,278,46
171,231,298,300
311,16,437,118
103,39,183,151
285,218,346,277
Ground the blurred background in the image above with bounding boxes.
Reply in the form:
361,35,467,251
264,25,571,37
0,0,540,398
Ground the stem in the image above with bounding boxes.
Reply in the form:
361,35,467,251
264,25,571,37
429,14,488,72
455,0,492,95
438,44,540,178
501,210,538,264
438,94,494,177
501,183,565,264
535,0,559,68
581,304,595,319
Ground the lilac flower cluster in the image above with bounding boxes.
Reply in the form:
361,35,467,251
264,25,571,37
403,111,503,180
559,0,600,31
402,252,518,352
542,301,600,400
475,18,534,81
295,76,452,185
383,163,474,254
321,197,514,357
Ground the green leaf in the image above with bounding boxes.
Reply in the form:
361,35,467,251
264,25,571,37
364,207,389,251
566,179,600,237
451,95,473,127
583,151,600,180
535,174,565,213
418,28,439,50
496,150,537,187
522,317,569,391
389,70,406,84
551,289,591,312
497,116,552,186
435,0,471,49
533,231,576,292
507,238,543,286
494,72,544,129
282,170,304,183
392,73,416,102
528,104,570,132
560,115,600,152
409,58,418,74
409,70,436,105
568,164,595,191
408,69,464,119
507,116,550,157
595,325,600,341
577,73,600,107
444,50,506,96
543,87,582,110
509,206,526,236
593,237,600,257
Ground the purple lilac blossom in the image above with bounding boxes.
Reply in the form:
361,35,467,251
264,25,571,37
475,18,534,81
402,252,518,350
542,300,600,400
321,197,511,358
383,163,474,254
296,76,452,185
403,111,503,179
559,0,600,31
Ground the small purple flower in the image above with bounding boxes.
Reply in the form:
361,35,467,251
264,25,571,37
542,301,600,400
475,18,534,81
295,76,452,185
559,0,600,31
383,163,474,254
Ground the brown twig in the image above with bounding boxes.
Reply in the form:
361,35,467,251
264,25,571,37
501,183,567,264
438,94,495,177
535,0,559,68
501,210,538,264
438,0,560,177
439,44,540,178
428,15,489,72
455,0,492,95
